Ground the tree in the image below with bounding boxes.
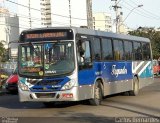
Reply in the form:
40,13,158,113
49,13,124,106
128,27,160,59
0,40,6,62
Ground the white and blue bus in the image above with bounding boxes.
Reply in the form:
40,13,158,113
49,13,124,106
18,27,153,106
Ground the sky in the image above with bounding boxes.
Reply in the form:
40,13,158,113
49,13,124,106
92,0,160,30
2,0,160,30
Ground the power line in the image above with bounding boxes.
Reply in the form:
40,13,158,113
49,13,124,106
0,14,83,28
4,0,119,29
0,11,70,26
0,23,29,29
6,0,116,23
129,0,160,19
121,4,151,20
28,0,31,28
6,0,88,21
122,5,157,21
0,10,42,22
122,1,160,20
0,12,84,28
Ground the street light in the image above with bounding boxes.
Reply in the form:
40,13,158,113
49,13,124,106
118,4,143,33
123,5,143,23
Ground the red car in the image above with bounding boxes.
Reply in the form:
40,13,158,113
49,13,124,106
5,68,18,93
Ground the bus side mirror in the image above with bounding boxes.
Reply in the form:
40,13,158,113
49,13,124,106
79,47,85,57
78,40,85,57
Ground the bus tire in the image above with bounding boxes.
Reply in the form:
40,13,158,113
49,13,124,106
43,102,55,107
129,77,139,96
89,81,103,106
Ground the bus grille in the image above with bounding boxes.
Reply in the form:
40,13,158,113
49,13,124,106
30,79,63,92
35,93,56,98
36,79,62,86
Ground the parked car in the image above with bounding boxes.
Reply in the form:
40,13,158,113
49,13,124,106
153,60,159,76
5,68,18,93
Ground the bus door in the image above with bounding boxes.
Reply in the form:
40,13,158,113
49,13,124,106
77,39,95,85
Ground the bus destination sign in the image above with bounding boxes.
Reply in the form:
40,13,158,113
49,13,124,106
26,32,67,39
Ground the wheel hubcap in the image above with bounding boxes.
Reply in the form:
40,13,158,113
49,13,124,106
95,86,100,100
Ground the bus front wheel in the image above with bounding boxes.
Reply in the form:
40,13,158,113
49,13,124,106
129,77,139,96
89,81,103,106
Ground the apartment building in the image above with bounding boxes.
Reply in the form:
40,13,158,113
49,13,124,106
0,7,19,58
93,12,112,32
40,0,52,27
18,0,91,30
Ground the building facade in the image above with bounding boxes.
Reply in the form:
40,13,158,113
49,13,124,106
0,7,19,59
93,12,112,32
49,0,89,28
18,0,41,33
40,0,52,27
0,7,10,49
18,0,90,30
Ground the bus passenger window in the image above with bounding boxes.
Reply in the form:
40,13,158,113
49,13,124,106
133,42,142,60
124,41,133,60
92,38,101,61
113,39,125,60
142,43,151,60
102,38,113,60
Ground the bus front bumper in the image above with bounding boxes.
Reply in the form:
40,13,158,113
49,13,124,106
18,86,79,102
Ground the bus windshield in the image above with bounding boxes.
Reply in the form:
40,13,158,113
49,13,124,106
19,41,75,77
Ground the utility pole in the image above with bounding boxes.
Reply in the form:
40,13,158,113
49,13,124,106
111,0,121,33
28,0,31,28
68,0,71,27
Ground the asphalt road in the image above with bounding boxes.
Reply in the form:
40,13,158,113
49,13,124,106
0,78,160,123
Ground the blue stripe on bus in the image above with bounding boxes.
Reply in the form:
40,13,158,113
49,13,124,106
78,61,133,85
30,77,70,92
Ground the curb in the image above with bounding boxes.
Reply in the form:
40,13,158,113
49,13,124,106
0,86,6,96
154,75,160,78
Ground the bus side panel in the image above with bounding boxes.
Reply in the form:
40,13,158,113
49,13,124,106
132,61,154,89
102,61,133,95
77,63,99,100
78,61,133,99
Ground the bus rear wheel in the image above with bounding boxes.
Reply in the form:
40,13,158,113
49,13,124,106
89,81,103,106
129,77,139,96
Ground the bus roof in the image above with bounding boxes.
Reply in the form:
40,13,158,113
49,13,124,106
21,27,150,43
73,27,150,43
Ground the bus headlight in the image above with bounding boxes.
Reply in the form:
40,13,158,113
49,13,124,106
19,82,29,91
61,80,76,90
